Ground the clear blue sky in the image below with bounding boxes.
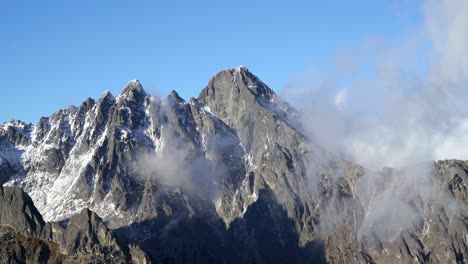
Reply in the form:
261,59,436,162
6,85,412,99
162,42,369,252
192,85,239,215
1,0,422,124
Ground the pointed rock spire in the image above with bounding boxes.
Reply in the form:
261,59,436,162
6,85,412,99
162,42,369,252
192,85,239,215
168,89,184,103
120,79,147,105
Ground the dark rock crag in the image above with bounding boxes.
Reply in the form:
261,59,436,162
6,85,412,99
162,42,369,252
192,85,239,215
0,186,151,263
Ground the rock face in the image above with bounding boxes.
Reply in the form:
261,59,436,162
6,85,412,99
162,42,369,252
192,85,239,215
324,161,468,264
0,67,466,263
0,186,152,263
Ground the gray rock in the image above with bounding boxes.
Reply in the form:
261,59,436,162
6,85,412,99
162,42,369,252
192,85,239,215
0,186,153,263
0,67,466,263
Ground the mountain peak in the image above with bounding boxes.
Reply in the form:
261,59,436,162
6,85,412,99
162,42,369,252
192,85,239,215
169,89,186,101
122,79,145,94
97,91,115,105
198,66,276,109
235,65,249,72
101,90,113,98
126,79,141,87
0,67,465,264
1,120,31,131
120,79,147,104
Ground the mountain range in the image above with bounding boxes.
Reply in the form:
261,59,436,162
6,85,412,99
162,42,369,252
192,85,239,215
0,67,466,263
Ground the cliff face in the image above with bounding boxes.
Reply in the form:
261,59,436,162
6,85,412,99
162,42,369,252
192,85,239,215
0,186,151,263
0,67,466,263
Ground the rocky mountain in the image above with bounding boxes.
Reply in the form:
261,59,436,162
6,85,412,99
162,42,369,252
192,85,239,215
0,66,466,263
0,186,151,263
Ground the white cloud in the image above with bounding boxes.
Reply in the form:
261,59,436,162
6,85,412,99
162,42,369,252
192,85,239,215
333,88,348,109
433,118,468,160
287,0,468,168
284,0,468,241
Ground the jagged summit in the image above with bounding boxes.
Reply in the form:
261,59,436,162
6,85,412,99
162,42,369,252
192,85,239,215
233,65,250,74
236,65,248,70
96,91,115,110
100,90,114,99
125,79,142,89
80,97,96,108
0,120,31,130
168,89,183,100
0,68,466,264
200,66,275,103
120,79,147,103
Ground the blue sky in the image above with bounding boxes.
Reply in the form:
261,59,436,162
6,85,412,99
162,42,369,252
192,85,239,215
1,0,422,124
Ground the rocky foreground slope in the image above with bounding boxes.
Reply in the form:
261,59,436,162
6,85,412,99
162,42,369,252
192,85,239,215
0,186,150,263
0,67,466,263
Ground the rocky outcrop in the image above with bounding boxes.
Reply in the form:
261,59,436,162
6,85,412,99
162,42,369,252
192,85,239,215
0,226,63,264
0,186,46,238
0,186,152,263
0,158,15,186
324,161,468,264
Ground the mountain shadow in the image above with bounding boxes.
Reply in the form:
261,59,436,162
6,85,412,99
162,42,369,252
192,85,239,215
115,188,326,264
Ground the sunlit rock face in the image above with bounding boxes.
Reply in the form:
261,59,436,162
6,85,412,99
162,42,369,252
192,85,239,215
0,68,466,263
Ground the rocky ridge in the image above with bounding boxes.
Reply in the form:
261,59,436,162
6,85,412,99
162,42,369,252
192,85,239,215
0,185,151,263
0,66,466,263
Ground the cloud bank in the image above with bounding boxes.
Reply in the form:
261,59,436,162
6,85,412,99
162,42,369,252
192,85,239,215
283,0,468,169
281,0,468,242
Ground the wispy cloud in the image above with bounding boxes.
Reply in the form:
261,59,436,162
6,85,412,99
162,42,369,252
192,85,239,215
284,0,468,169
282,0,467,242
